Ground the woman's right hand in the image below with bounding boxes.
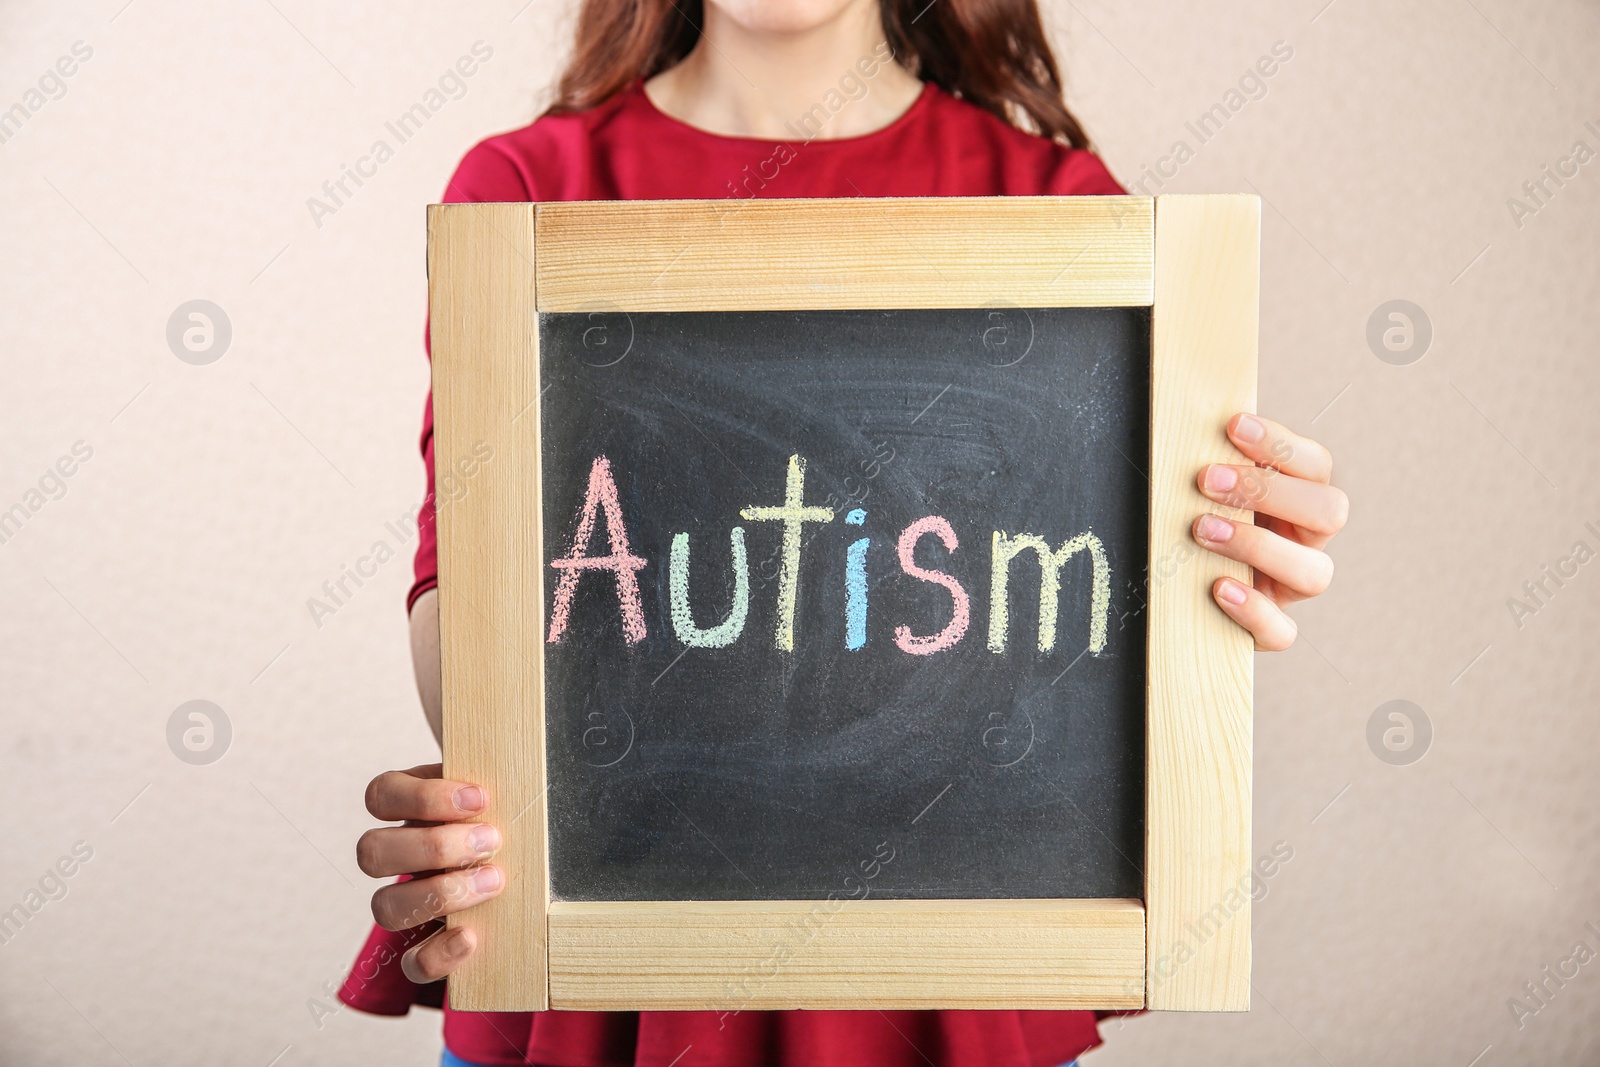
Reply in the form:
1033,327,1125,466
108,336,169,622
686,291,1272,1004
357,763,505,983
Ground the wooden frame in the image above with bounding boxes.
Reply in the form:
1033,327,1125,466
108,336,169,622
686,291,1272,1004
430,195,1257,1014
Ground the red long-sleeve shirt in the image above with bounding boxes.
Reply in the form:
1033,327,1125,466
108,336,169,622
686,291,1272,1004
343,78,1129,1067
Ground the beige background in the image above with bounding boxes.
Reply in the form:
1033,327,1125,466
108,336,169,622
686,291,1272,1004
2,0,1596,1063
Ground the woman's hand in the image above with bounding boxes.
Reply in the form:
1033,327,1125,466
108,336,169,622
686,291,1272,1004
357,763,504,983
1192,413,1348,651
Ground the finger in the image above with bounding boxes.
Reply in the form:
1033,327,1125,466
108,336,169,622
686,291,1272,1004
401,924,477,984
1198,464,1349,540
371,865,504,931
366,768,487,824
1193,514,1333,599
1212,577,1297,652
1226,413,1334,483
356,822,502,879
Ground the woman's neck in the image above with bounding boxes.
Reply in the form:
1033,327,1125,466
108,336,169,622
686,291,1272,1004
644,2,924,140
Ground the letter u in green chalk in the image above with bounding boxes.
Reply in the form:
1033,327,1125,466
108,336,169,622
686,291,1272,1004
669,527,750,648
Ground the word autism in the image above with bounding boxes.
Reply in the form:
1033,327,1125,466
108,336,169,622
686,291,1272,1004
546,454,1111,657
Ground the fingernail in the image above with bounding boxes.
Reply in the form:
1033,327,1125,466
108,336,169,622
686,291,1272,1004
455,786,485,812
442,927,472,959
1204,465,1237,493
1233,414,1265,443
471,865,503,894
1197,515,1233,543
1216,579,1248,606
469,824,500,856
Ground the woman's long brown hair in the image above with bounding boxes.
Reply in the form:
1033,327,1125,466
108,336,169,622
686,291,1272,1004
546,0,1091,149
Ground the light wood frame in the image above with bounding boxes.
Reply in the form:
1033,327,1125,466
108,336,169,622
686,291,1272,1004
429,195,1257,1014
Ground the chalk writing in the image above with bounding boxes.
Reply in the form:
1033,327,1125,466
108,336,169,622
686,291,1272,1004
548,453,1111,657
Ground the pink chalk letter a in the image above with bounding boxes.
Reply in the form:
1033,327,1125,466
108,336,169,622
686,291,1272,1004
547,455,649,645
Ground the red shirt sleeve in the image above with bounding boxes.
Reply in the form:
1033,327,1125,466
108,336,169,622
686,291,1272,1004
1048,145,1128,196
408,140,535,613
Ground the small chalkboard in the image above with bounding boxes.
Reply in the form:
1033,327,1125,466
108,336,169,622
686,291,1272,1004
430,196,1258,1015
540,307,1149,903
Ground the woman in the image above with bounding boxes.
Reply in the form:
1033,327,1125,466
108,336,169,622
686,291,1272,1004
343,2,1348,1064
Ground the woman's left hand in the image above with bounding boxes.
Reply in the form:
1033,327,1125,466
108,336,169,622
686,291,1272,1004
1191,413,1348,651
